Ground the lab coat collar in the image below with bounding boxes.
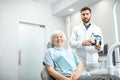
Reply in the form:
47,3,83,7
81,22,92,30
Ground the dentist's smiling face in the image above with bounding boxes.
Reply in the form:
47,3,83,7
52,32,65,48
81,10,91,24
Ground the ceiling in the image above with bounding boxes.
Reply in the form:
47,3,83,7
35,0,100,17
54,0,100,17
36,0,60,5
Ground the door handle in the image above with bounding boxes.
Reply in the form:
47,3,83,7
19,50,21,65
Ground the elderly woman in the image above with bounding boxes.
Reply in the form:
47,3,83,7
41,30,84,80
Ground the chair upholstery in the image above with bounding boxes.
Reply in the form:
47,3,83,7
41,42,55,80
41,68,55,80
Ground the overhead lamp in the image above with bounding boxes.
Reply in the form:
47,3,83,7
69,8,74,12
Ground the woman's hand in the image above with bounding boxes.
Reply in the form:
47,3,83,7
56,77,70,80
69,59,83,80
69,71,80,80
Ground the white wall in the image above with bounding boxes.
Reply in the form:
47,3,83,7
117,0,120,42
90,0,113,46
69,0,120,47
0,0,65,80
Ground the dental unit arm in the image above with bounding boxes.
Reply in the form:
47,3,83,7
107,42,120,78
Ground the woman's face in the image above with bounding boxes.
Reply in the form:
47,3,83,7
52,32,65,48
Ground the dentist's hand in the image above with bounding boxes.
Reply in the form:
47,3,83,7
82,39,92,46
94,44,101,51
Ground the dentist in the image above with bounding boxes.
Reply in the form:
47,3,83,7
69,7,104,71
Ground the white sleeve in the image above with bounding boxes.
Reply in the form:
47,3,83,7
98,28,104,51
69,29,83,49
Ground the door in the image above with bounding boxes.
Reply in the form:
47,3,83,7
19,22,45,80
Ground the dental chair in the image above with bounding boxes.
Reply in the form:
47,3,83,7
41,42,120,80
41,67,55,80
41,67,120,80
41,68,115,80
41,42,55,80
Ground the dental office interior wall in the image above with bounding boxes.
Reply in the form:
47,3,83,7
117,0,120,42
70,0,120,48
0,0,65,80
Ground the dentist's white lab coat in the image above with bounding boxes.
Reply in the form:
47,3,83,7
69,23,104,66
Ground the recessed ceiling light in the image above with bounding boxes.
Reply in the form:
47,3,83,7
69,8,74,12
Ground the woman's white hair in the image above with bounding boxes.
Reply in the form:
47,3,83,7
51,30,66,43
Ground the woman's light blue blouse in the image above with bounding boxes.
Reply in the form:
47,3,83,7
43,47,79,76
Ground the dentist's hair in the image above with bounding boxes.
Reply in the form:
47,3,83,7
51,30,66,43
80,6,91,13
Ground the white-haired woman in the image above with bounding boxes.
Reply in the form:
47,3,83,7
41,30,84,80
